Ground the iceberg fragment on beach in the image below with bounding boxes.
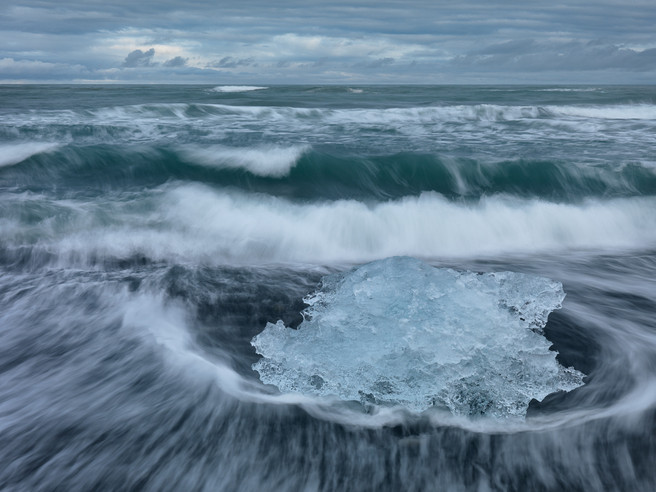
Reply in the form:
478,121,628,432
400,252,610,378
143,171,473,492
251,257,584,419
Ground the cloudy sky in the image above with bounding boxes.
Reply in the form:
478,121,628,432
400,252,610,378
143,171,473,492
1,0,655,84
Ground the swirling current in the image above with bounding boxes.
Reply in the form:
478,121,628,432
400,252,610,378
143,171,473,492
1,85,656,491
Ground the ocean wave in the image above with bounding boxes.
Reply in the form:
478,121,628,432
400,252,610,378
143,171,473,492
177,144,310,177
3,184,656,266
549,104,656,120
211,86,268,93
7,144,654,201
192,102,656,124
4,140,654,199
3,102,654,155
0,142,60,168
536,88,604,92
9,101,656,128
186,103,544,123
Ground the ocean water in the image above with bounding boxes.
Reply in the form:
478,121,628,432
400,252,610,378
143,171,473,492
1,84,655,491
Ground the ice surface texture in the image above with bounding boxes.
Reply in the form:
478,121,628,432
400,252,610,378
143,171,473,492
251,257,584,419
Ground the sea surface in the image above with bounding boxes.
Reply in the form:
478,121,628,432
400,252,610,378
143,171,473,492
1,84,655,491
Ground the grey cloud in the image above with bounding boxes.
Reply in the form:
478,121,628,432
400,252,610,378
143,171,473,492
5,2,655,41
453,40,656,72
471,39,539,56
122,48,155,68
2,1,656,83
312,58,329,67
355,57,395,69
211,56,256,68
163,56,187,67
0,57,88,79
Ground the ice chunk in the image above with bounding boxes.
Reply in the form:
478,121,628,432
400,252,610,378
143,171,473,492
251,257,584,419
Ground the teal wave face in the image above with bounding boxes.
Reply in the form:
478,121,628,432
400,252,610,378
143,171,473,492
3,144,656,202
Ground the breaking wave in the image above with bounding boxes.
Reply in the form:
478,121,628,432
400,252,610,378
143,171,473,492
211,86,268,93
549,104,656,120
5,102,655,134
4,144,655,201
2,184,656,267
0,142,60,168
177,144,310,177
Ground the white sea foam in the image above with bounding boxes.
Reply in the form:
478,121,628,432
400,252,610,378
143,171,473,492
6,185,656,266
202,103,544,124
211,86,268,93
0,142,60,168
226,102,653,129
4,102,653,151
178,144,309,177
157,186,656,262
536,88,603,92
550,104,656,120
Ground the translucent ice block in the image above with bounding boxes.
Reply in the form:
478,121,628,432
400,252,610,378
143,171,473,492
251,257,584,418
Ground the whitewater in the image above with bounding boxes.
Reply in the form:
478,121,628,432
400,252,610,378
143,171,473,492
1,84,655,491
